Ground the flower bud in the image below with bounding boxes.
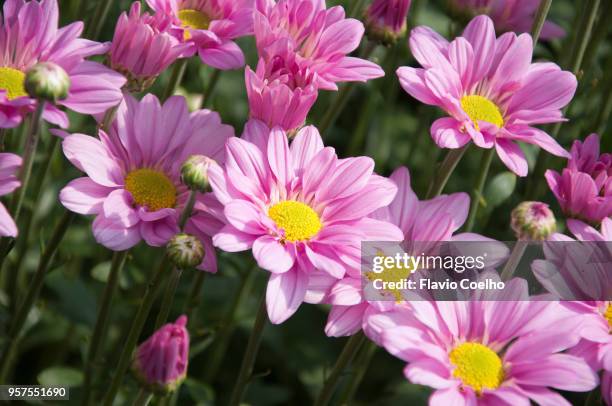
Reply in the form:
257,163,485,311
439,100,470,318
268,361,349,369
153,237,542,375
167,233,205,269
511,201,556,241
132,315,189,394
24,62,70,102
180,155,214,192
365,0,411,46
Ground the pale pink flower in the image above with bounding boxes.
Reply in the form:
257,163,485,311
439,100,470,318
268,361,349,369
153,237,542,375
132,315,189,394
245,49,318,131
450,0,565,39
546,133,612,225
397,15,576,176
0,153,21,237
365,0,411,44
209,120,403,323
323,166,506,339
58,94,233,272
0,0,126,129
109,2,191,92
380,295,597,405
145,0,254,70
254,0,385,91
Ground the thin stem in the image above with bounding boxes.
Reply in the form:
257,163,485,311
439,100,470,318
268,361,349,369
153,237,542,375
313,332,367,406
183,271,206,322
0,211,75,383
336,340,377,405
82,250,129,406
153,267,183,329
500,240,528,281
202,70,221,108
530,0,552,43
133,388,152,406
228,292,268,406
179,190,197,229
464,148,495,232
162,60,188,102
101,257,169,406
426,145,470,198
86,0,114,40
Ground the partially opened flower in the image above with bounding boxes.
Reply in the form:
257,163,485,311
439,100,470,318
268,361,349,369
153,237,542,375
109,2,191,92
546,134,611,225
246,49,318,132
145,0,254,70
380,297,597,405
511,201,556,241
365,0,411,45
323,166,506,339
59,94,233,272
0,153,22,237
132,315,189,394
210,121,403,323
449,0,565,40
0,0,126,129
397,15,576,176
254,0,385,91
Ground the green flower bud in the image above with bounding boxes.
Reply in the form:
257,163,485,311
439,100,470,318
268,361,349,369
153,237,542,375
167,233,204,269
511,201,556,241
180,155,214,192
24,62,70,102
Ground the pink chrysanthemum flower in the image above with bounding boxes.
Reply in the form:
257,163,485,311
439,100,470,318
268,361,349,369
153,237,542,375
533,218,612,405
397,15,576,176
245,48,318,132
132,315,189,394
323,166,506,339
365,0,411,45
0,0,126,129
0,153,21,237
109,2,191,92
450,0,565,40
58,94,233,272
209,120,403,323
546,134,611,225
145,0,254,70
380,296,598,405
254,0,385,91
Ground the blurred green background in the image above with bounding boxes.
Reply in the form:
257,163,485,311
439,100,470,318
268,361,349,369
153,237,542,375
0,0,610,404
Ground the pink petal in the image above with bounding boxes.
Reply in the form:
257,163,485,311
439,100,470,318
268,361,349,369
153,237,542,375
253,235,295,273
266,268,307,324
495,139,528,177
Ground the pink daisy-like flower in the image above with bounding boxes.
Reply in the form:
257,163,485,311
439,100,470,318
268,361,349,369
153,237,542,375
397,15,576,176
245,47,318,132
209,120,403,323
145,0,254,70
0,153,21,237
109,2,191,92
546,133,611,225
323,166,507,339
254,0,385,91
380,295,598,405
533,218,612,405
0,0,126,129
58,94,233,272
450,0,565,40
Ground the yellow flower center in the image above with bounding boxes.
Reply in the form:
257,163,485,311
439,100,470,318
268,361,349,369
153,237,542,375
268,200,322,242
178,9,210,40
124,168,177,211
366,253,413,302
449,342,504,394
0,67,27,100
460,95,504,131
604,304,612,331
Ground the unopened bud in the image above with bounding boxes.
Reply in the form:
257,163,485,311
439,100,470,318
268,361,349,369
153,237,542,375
181,155,214,192
511,201,556,241
24,62,70,102
167,233,204,269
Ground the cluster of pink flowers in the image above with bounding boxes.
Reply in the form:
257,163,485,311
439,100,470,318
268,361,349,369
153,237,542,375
1,1,610,405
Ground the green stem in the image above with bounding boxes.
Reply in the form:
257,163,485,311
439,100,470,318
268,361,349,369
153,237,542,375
426,145,470,198
0,210,75,383
313,332,367,406
82,250,129,406
101,257,169,406
86,0,114,40
179,190,197,229
162,60,188,102
153,267,183,329
500,240,528,281
228,292,268,406
183,271,206,322
133,388,152,406
530,0,552,43
464,148,494,232
336,340,377,405
202,70,221,108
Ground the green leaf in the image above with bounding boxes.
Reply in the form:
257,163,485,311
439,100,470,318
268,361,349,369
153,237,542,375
484,172,517,209
37,367,83,387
